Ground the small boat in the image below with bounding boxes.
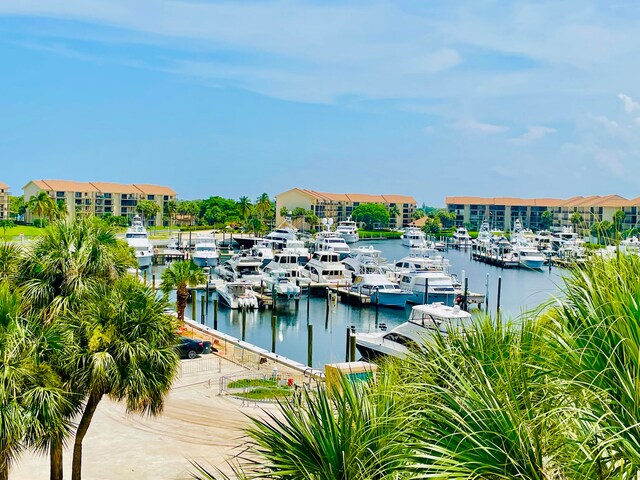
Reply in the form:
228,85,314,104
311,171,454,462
335,217,360,244
401,227,427,247
261,269,301,301
351,273,413,308
217,282,259,310
192,234,220,267
398,271,456,306
355,303,473,360
125,216,153,269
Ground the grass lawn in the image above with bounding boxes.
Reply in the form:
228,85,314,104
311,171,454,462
228,378,278,389
358,230,402,239
234,386,293,401
0,225,47,240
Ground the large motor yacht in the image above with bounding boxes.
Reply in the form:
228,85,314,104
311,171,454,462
401,227,427,248
125,216,153,269
214,253,263,285
355,303,473,360
452,226,472,247
315,231,351,259
303,250,351,285
335,217,360,244
351,274,413,308
398,271,456,306
342,245,386,279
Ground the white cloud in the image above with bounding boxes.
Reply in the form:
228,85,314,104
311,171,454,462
454,119,507,134
594,148,624,176
511,125,556,144
618,93,640,113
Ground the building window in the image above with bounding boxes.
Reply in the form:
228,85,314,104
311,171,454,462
75,192,82,198
147,195,155,201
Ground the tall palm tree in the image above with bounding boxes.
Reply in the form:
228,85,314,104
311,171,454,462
237,196,252,223
27,191,55,227
161,260,206,320
164,200,178,229
388,205,400,227
254,193,272,223
0,243,20,284
67,277,180,480
13,218,134,479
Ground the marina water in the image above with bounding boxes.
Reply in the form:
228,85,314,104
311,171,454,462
163,239,564,369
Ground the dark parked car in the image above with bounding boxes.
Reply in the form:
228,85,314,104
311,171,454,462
178,336,215,359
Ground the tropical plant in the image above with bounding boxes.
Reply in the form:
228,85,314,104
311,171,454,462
9,195,26,220
164,200,178,228
0,243,20,284
67,277,180,480
570,211,583,233
161,260,206,320
254,193,273,223
27,191,56,227
136,199,161,226
388,205,400,226
194,374,415,479
0,219,14,237
540,209,553,230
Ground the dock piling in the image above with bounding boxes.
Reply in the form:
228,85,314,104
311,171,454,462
200,293,205,324
242,308,247,341
271,315,277,353
152,274,156,289
191,290,196,321
496,276,502,318
349,333,356,362
345,327,351,362
307,324,313,367
213,299,218,330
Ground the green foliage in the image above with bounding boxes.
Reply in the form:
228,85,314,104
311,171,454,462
27,191,56,225
100,213,129,228
227,378,278,389
9,196,26,220
161,260,206,320
32,218,48,228
0,219,14,236
352,203,390,229
233,386,293,401
136,199,161,225
421,216,442,235
540,209,553,230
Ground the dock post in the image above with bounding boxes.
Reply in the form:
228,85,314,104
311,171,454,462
191,290,196,321
496,276,502,319
349,333,356,362
271,315,277,353
200,293,205,324
213,299,218,330
345,327,351,362
306,285,310,323
325,287,330,323
152,274,156,289
485,273,489,311
307,324,313,367
242,308,247,342
463,277,469,311
375,289,379,327
272,285,277,311
144,270,147,284
423,278,429,305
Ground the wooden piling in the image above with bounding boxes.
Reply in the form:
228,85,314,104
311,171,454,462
345,327,351,362
307,324,313,367
213,299,218,330
191,290,196,321
271,315,277,353
349,334,356,362
200,293,205,324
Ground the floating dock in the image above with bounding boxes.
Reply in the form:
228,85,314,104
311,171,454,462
471,245,520,268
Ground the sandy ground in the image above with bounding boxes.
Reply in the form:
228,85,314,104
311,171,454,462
12,356,275,480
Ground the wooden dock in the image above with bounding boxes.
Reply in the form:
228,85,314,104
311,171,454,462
471,245,520,268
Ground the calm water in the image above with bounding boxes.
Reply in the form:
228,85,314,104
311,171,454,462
160,240,565,369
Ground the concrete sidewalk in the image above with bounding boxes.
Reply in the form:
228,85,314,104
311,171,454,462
12,356,273,480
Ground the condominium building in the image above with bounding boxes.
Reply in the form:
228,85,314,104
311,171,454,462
446,195,640,232
23,180,177,226
0,182,8,220
276,188,417,228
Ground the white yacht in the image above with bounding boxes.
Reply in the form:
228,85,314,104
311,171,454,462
250,240,274,267
343,245,386,279
283,239,310,264
214,253,263,285
217,282,259,310
263,225,298,250
125,216,153,269
452,226,472,247
192,234,219,267
389,254,451,281
474,220,491,245
398,271,456,306
262,248,309,284
355,303,473,360
303,250,351,285
401,227,427,247
335,217,360,244
351,274,413,308
261,269,302,301
510,220,545,269
315,232,351,258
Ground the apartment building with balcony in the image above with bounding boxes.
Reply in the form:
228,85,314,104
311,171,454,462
23,180,177,226
275,188,417,228
0,182,9,220
446,195,640,233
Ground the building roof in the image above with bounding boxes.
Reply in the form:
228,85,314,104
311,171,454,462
133,184,177,196
24,180,176,197
410,216,427,227
279,188,416,205
0,181,8,189
446,195,639,208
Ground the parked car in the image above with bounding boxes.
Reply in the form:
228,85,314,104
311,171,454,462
178,336,215,359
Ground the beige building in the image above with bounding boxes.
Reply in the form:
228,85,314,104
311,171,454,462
0,182,9,220
446,195,640,233
276,188,417,228
23,180,177,226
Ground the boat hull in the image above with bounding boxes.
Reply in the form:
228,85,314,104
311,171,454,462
192,256,219,268
339,233,360,244
406,292,455,306
136,254,153,269
370,291,413,308
521,259,545,270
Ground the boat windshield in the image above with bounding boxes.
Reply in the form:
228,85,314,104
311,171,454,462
126,233,147,239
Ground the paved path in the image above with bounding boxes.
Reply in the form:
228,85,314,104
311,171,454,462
12,356,274,480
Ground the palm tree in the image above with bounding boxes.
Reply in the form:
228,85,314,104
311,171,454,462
388,205,400,228
570,211,583,234
27,191,55,227
164,200,178,229
237,196,253,223
254,193,272,223
68,277,180,480
194,374,414,479
161,260,206,320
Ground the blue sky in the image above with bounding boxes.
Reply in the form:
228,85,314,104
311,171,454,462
2,1,640,206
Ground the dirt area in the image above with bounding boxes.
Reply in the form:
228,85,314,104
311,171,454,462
12,356,276,480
